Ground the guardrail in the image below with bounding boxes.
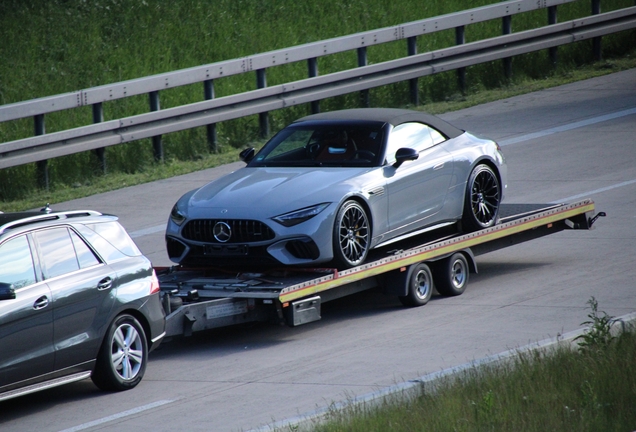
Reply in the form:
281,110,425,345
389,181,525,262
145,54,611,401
1,0,635,186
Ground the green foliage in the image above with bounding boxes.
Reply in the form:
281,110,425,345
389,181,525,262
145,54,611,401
0,0,635,205
313,299,636,432
575,296,616,354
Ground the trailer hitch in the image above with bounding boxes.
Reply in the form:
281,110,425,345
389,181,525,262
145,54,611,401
588,211,606,228
565,211,606,230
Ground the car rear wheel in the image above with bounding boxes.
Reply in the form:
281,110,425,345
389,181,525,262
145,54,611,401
92,314,148,391
462,164,500,232
333,200,370,268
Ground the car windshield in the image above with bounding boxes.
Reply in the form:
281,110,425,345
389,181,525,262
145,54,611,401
248,121,386,168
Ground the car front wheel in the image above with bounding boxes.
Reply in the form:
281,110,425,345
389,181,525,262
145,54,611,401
462,164,501,232
333,200,370,268
92,314,148,391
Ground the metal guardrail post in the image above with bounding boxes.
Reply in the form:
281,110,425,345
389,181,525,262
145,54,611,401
204,80,218,153
256,69,269,138
548,6,558,67
149,91,163,162
455,26,466,94
407,36,419,106
308,58,320,114
92,103,106,173
34,114,48,190
592,0,602,61
357,47,370,107
503,15,513,80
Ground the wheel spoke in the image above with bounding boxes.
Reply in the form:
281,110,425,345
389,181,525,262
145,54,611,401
338,203,369,264
471,169,499,224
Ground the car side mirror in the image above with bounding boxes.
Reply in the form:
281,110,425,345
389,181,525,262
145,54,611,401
239,147,255,163
0,282,16,300
393,147,419,168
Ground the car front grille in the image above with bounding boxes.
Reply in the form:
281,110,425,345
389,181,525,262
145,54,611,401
181,219,275,243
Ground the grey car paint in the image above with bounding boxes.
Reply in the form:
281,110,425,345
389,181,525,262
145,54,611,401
0,212,166,400
166,108,506,267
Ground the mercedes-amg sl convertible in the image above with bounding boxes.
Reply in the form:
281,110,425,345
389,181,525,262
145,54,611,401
166,108,507,269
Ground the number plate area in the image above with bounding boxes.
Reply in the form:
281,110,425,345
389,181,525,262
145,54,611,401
206,300,249,319
204,244,248,256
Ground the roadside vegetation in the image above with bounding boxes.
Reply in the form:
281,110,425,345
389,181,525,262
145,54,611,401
309,298,636,432
0,0,634,211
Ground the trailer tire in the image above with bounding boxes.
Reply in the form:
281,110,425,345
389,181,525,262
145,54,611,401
462,164,500,232
434,253,469,297
398,263,434,307
92,314,148,391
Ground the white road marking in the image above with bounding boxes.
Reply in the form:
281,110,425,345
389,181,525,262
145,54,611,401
57,399,174,432
551,179,636,204
499,107,636,146
129,224,165,238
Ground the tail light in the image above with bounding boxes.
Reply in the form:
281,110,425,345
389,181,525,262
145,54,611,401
150,269,161,295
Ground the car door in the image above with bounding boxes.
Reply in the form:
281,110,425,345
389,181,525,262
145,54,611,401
0,234,54,388
384,122,454,236
32,227,116,370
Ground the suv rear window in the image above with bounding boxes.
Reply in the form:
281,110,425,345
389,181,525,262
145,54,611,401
85,221,142,257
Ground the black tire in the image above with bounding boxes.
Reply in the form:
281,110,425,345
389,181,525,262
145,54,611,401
462,164,501,232
434,253,469,297
399,263,434,307
92,314,148,392
332,200,370,268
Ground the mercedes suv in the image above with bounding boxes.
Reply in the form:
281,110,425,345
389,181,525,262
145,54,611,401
0,207,166,401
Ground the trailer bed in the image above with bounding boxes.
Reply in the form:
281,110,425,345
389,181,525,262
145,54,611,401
158,200,601,337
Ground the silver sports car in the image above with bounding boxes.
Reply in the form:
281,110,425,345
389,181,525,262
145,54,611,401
166,108,507,268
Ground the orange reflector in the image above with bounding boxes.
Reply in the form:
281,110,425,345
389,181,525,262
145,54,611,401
547,223,553,228
400,267,407,272
150,269,161,295
282,302,289,308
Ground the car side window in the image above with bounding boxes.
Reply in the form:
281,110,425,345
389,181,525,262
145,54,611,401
386,122,445,164
0,235,37,289
70,230,101,268
33,227,80,279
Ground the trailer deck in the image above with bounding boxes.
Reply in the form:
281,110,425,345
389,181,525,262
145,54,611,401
158,199,602,337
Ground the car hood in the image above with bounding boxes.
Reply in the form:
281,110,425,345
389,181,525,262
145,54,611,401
185,167,375,218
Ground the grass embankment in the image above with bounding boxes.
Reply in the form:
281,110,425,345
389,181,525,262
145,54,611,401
312,299,636,432
0,0,635,210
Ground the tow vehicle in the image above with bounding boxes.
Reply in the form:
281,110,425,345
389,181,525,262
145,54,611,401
158,200,604,337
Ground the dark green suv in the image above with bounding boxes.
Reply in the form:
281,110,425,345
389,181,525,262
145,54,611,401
0,208,166,401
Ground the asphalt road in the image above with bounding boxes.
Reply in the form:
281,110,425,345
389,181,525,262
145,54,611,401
1,69,634,432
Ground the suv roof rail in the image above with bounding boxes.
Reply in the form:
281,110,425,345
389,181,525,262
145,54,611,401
0,210,103,235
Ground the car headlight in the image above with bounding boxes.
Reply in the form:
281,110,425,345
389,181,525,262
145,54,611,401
272,203,330,227
170,203,187,226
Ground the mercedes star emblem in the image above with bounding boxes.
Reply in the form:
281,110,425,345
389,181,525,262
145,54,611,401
213,221,232,243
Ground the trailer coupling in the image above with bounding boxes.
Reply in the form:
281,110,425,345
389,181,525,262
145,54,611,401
565,211,606,230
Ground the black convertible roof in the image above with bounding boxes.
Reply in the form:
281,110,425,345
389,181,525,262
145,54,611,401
296,108,464,139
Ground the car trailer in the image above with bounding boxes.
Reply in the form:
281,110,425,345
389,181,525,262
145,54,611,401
157,200,604,337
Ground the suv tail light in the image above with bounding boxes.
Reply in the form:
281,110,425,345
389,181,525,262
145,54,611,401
150,269,160,295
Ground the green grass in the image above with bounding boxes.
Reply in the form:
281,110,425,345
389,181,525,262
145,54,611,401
0,0,635,209
311,301,636,432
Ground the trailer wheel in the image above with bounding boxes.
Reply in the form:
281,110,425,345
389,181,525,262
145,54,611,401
333,200,370,268
462,164,500,232
92,314,148,391
434,253,469,297
398,263,434,307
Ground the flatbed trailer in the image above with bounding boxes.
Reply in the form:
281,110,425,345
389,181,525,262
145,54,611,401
158,199,604,337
